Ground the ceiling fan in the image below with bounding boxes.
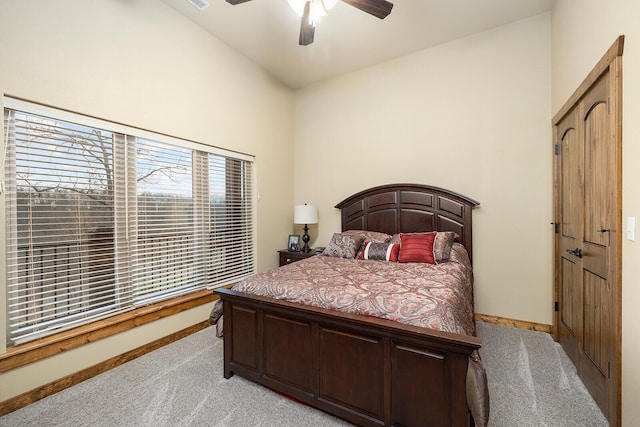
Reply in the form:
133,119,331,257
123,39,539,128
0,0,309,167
225,0,394,46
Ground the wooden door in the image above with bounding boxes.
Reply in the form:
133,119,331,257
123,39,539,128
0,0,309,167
553,36,623,426
556,106,582,366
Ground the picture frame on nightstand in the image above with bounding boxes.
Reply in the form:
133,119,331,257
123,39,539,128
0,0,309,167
288,234,300,252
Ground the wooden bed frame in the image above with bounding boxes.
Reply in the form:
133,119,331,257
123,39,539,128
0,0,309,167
216,184,481,426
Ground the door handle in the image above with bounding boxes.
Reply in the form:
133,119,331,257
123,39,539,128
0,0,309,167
566,248,583,258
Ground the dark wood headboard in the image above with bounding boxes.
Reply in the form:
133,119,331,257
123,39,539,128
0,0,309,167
335,183,480,262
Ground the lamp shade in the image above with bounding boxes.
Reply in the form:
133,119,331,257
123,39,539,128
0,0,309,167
294,204,318,225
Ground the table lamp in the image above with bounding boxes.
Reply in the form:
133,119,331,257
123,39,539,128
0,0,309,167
294,204,318,253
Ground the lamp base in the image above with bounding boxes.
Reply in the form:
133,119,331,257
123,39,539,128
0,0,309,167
301,224,311,252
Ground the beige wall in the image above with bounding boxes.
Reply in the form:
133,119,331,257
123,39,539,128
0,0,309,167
552,1,640,424
5,0,637,421
0,0,293,401
293,14,553,325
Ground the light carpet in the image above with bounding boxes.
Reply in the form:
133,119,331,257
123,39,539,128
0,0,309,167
2,322,608,426
476,322,608,426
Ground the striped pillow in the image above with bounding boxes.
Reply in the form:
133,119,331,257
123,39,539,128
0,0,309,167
391,231,459,263
398,232,436,264
357,242,400,262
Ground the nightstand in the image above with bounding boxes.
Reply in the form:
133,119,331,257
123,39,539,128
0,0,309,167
278,249,316,266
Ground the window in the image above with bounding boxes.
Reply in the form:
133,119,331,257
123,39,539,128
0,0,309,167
3,98,255,345
134,138,197,303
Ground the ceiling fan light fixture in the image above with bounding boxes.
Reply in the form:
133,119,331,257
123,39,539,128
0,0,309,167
288,0,336,19
228,0,393,46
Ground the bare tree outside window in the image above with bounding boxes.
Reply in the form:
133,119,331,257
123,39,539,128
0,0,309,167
134,138,195,302
10,113,116,332
8,113,193,336
4,104,255,345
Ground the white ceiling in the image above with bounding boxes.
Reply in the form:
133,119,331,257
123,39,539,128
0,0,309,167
160,0,553,89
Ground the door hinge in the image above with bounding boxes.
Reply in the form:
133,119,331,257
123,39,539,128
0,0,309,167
554,144,560,155
608,361,611,379
552,222,559,233
554,301,559,312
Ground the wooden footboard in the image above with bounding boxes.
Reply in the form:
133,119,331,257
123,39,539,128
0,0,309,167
216,288,480,427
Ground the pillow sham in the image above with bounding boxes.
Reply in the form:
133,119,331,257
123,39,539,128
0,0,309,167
357,242,400,262
322,233,365,259
433,231,460,263
398,232,436,264
343,230,393,259
341,229,392,243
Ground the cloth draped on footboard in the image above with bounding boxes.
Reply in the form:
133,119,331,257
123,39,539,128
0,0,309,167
210,244,489,426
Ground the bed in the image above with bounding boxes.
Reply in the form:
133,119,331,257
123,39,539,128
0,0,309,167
214,183,486,426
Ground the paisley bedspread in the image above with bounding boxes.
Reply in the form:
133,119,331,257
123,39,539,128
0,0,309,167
223,243,489,426
232,243,476,338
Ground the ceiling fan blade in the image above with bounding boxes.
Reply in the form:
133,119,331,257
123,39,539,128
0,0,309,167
299,1,315,46
342,0,393,19
226,0,253,4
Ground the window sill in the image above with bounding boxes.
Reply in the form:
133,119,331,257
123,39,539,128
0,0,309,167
0,289,218,373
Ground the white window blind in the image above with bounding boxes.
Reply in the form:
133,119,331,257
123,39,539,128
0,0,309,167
3,99,255,345
208,156,255,286
134,138,197,303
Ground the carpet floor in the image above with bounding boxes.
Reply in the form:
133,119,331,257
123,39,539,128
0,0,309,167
2,322,608,426
476,322,608,426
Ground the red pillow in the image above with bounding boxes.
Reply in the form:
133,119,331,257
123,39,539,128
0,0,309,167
357,242,400,262
398,232,436,264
